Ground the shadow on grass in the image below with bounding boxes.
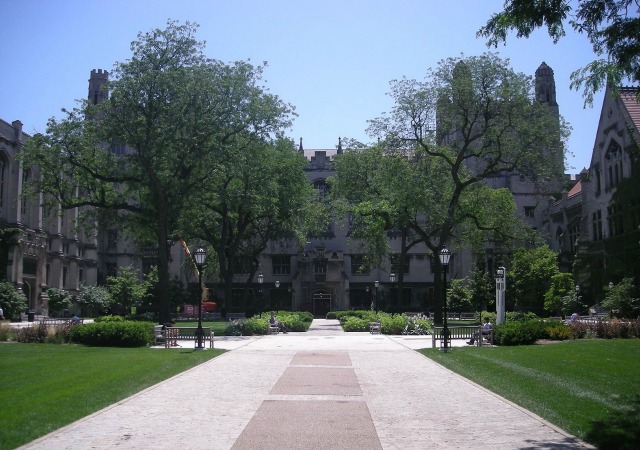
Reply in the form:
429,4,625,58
585,394,640,449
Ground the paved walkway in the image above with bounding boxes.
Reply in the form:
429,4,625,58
20,319,592,449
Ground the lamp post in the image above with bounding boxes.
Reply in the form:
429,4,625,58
374,280,379,317
274,280,280,311
193,247,207,350
389,273,396,309
439,247,451,352
496,267,506,325
258,273,264,316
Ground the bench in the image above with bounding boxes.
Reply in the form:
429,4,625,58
163,326,214,349
432,325,492,348
267,322,279,334
369,321,381,334
227,313,246,321
459,312,476,321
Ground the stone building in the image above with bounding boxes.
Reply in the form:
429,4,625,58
548,85,640,304
0,118,98,317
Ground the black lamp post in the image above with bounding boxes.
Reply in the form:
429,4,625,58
439,247,451,352
389,273,396,308
374,280,380,317
193,247,207,350
258,273,264,316
274,280,280,310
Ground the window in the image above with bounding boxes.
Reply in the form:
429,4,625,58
107,230,118,250
351,255,368,275
62,266,68,288
271,255,290,275
105,263,118,278
568,222,580,253
605,141,624,188
524,206,535,218
0,155,5,211
390,254,410,274
314,259,326,274
592,210,603,240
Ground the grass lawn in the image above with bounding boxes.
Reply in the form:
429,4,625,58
419,339,640,442
173,320,229,336
0,343,223,449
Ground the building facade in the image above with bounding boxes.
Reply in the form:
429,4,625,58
0,118,98,317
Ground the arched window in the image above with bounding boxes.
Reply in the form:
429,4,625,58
605,141,623,188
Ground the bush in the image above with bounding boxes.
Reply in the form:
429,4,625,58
70,321,153,347
225,317,267,336
0,281,28,320
0,322,15,341
546,324,573,340
342,316,369,332
94,315,125,323
493,320,549,345
380,313,408,335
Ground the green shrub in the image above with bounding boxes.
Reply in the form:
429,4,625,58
70,321,153,347
342,316,368,332
493,320,548,345
546,324,573,340
225,317,267,336
94,315,125,322
380,313,407,335
0,281,28,320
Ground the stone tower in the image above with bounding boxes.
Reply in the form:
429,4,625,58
88,69,109,105
535,62,559,116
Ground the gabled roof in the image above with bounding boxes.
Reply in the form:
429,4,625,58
567,179,582,198
619,87,640,130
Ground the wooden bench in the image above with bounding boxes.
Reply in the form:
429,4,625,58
227,313,246,321
459,312,476,321
369,321,381,334
163,326,214,349
432,325,492,348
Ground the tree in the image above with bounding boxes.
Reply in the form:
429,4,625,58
511,245,560,314
0,281,28,319
603,278,640,318
46,288,73,317
479,0,640,105
20,21,294,323
469,268,495,312
447,278,473,312
107,265,151,314
77,285,112,317
543,272,587,316
335,53,566,322
184,137,323,313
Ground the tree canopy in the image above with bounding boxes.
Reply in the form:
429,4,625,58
332,53,566,321
21,21,295,323
478,0,640,105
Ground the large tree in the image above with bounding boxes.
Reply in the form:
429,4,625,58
183,137,323,313
333,53,567,322
20,21,293,323
478,0,640,105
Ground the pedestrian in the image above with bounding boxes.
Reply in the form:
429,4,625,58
269,311,288,333
467,316,492,345
0,305,4,320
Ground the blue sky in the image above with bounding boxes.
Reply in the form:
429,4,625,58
1,0,605,171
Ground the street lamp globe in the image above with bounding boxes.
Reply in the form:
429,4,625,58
390,273,396,283
258,273,264,285
194,247,206,268
439,247,451,266
275,280,280,288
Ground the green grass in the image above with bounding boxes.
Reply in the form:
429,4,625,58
0,343,223,449
173,320,229,336
420,339,640,442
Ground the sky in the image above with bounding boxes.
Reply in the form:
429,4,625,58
1,0,608,172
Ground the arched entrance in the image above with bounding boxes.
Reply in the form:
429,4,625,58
313,290,331,317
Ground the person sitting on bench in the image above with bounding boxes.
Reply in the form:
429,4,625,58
467,317,492,345
269,312,288,333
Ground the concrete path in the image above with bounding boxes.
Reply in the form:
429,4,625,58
20,319,591,449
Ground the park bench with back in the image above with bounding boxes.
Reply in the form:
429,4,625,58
431,325,493,348
155,326,214,348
